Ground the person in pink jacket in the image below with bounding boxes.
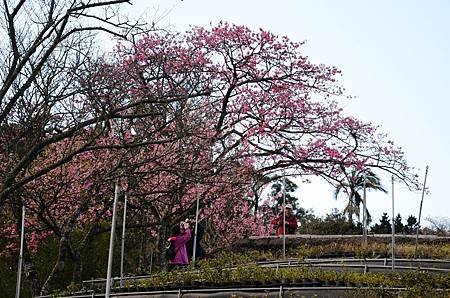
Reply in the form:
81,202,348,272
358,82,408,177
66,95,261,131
167,221,191,271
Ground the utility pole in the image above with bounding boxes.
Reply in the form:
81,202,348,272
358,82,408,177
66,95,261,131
15,204,25,298
415,166,429,259
282,173,286,260
391,176,395,270
106,180,120,297
362,173,367,246
192,194,200,267
120,193,128,287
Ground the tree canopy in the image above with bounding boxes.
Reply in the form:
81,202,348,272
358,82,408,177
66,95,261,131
0,9,420,294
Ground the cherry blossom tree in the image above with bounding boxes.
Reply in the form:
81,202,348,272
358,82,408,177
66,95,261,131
0,0,152,212
0,21,421,294
71,21,419,270
0,135,126,294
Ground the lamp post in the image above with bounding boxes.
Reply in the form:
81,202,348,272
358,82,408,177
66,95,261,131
15,204,25,298
120,193,128,287
391,176,395,270
106,180,120,297
415,166,429,259
282,173,286,260
192,194,200,267
362,173,367,246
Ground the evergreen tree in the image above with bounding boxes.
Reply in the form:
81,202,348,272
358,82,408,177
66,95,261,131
270,177,301,216
405,215,418,234
298,208,362,235
371,212,391,234
394,213,404,234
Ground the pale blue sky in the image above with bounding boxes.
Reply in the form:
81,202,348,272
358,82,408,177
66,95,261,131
126,0,449,224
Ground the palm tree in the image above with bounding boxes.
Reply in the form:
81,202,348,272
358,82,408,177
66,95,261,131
334,168,387,222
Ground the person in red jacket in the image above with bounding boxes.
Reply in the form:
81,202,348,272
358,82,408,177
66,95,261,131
271,204,298,236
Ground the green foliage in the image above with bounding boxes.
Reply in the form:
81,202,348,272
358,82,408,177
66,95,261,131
123,260,449,296
371,212,392,234
334,168,387,223
3,220,449,295
0,224,157,295
300,209,363,235
0,236,63,298
0,256,29,298
196,250,273,268
371,213,421,235
270,178,299,211
55,248,450,296
394,213,404,233
405,215,418,233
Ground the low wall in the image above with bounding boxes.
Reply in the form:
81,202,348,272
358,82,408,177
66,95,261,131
233,234,450,252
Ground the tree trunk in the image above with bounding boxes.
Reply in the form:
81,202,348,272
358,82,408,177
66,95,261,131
253,191,259,217
40,203,87,295
72,251,82,288
22,233,40,296
348,190,355,222
14,201,40,296
40,236,69,295
70,222,100,290
157,220,170,271
137,212,148,273
346,201,354,222
74,212,110,287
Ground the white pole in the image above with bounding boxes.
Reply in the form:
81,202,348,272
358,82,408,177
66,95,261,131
119,194,128,287
282,174,286,260
106,180,120,297
362,173,367,245
391,176,395,270
192,195,200,267
149,249,153,274
15,204,25,298
415,165,429,259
